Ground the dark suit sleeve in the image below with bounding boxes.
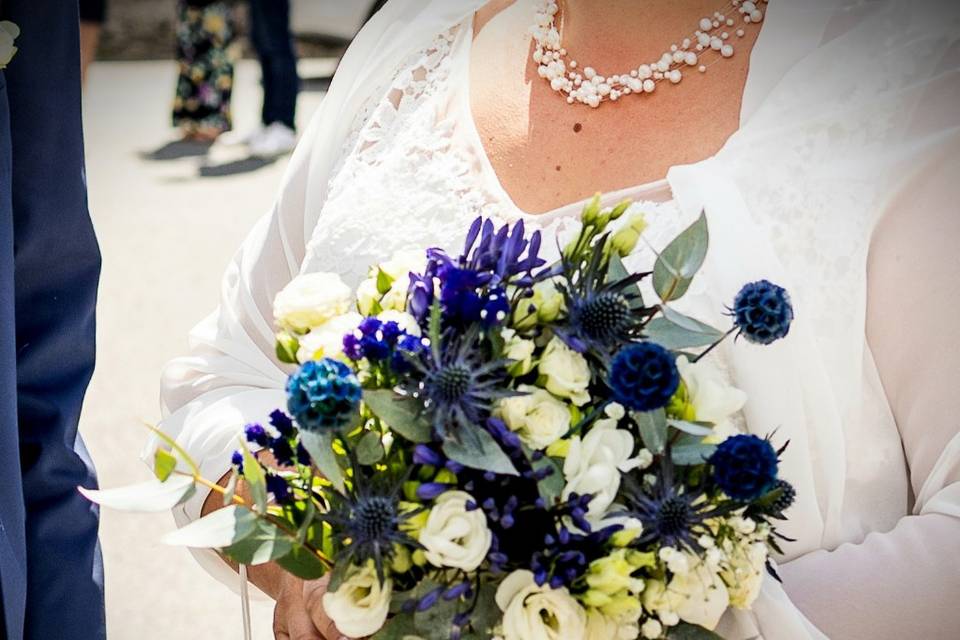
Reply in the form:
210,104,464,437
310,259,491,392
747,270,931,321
2,1,106,637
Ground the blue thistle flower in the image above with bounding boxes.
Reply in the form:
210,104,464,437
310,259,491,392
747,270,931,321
285,358,362,433
608,342,680,411
710,434,779,501
731,280,794,345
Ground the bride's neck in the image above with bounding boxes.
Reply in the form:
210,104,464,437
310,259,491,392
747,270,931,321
559,0,725,63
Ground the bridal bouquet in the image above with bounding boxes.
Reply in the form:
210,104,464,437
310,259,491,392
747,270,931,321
87,197,797,640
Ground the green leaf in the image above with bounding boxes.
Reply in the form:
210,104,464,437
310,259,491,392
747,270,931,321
634,409,667,455
79,475,196,513
275,543,328,580
153,448,178,482
275,331,300,364
222,472,238,507
240,442,268,513
327,557,351,593
606,252,644,309
371,613,417,639
653,212,709,302
667,419,715,437
162,504,259,548
671,442,718,466
668,622,725,639
645,306,725,350
525,448,564,506
443,428,519,476
413,580,459,640
363,389,432,444
467,582,500,638
376,267,394,295
300,431,345,492
223,518,294,566
429,299,443,361
357,430,385,465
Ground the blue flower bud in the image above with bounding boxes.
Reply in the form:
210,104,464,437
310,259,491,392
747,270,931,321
709,434,779,501
608,342,680,411
731,280,794,345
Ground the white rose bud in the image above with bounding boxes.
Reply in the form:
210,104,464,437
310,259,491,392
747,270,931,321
641,618,663,639
501,328,536,377
538,337,591,406
498,385,571,450
321,562,391,638
273,272,353,333
419,491,491,571
496,570,587,640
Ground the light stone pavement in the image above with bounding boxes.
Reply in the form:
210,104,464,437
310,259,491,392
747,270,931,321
80,59,331,639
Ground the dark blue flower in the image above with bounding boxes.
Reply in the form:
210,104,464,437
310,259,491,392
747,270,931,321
380,321,402,345
390,333,425,373
731,280,794,345
342,333,363,361
269,436,295,467
710,434,779,501
269,410,295,438
230,450,244,474
480,287,510,327
285,358,362,433
244,423,269,447
608,342,680,411
265,473,291,504
359,334,391,362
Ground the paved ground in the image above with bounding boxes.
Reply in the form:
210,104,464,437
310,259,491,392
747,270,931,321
80,59,330,639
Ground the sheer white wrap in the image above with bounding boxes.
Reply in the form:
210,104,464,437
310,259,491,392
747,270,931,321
152,1,960,637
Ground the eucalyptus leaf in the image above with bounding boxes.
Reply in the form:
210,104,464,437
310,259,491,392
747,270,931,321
300,431,345,492
162,504,258,548
241,443,268,513
668,622,725,639
667,419,715,436
645,306,725,350
634,409,667,455
357,430,385,465
363,389,432,444
653,212,709,302
413,579,458,640
467,582,500,638
153,448,178,482
326,555,351,593
671,442,718,466
276,543,328,580
222,472,238,507
371,613,418,639
79,475,196,513
443,428,518,476
525,448,564,505
606,253,644,309
223,518,294,566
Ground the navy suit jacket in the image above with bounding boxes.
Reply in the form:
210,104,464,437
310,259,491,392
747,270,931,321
0,1,106,638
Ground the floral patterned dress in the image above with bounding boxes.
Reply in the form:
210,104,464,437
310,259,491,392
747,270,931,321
172,1,236,134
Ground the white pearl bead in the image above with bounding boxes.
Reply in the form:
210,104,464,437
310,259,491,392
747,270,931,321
699,17,713,31
567,96,574,104
670,44,678,52
668,69,682,83
726,18,735,26
682,38,691,49
712,20,720,28
672,51,685,64
698,65,707,73
584,67,596,79
569,60,577,69
587,95,600,108
698,33,711,47
742,1,756,11
653,71,664,79
630,69,638,78
721,44,734,58
598,83,611,96
684,51,698,66
533,50,543,63
637,64,652,79
711,37,723,50
642,79,656,93
736,28,745,37
696,43,705,51
550,77,565,91
610,90,620,100
722,32,729,39
750,9,763,21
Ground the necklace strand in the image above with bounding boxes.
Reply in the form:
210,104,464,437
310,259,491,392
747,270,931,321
531,0,768,108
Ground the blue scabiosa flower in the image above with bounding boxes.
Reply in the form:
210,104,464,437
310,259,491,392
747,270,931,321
608,342,680,411
286,358,362,433
731,280,794,345
710,434,779,501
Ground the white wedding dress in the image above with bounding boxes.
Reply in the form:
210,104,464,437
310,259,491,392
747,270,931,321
152,1,960,638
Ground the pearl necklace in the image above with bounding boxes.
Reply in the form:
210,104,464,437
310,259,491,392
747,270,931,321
532,0,768,108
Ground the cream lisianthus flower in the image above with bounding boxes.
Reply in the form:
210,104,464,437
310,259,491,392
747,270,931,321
512,277,565,329
721,539,768,609
501,328,536,376
321,561,391,638
675,356,747,442
296,312,362,363
0,22,19,69
273,272,353,333
419,490,491,571
562,404,645,526
357,249,425,314
498,385,571,450
496,570,588,640
538,337,591,406
586,608,640,640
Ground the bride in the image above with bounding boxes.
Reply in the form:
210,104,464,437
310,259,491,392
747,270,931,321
155,1,960,638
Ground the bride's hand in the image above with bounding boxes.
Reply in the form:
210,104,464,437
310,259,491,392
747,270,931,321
274,572,351,640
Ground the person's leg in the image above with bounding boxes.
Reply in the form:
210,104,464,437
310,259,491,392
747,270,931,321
249,0,298,130
78,0,107,85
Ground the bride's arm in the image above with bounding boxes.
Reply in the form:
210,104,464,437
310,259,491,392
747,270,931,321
779,141,960,639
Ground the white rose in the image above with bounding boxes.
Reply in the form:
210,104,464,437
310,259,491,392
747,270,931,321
538,337,591,406
498,385,571,450
419,491,491,571
645,557,729,631
586,608,640,640
274,272,353,333
357,249,425,314
321,562,391,638
676,356,747,442
496,570,587,640
721,540,768,609
563,406,645,526
296,312,363,363
502,329,536,376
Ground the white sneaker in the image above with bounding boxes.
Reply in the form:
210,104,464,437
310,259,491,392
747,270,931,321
218,126,263,147
248,122,297,158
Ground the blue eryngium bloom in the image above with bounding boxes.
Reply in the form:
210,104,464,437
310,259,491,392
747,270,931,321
710,434,779,501
608,342,680,411
731,280,794,345
286,358,362,432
